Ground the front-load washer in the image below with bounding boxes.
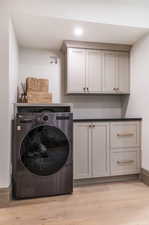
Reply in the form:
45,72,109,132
12,111,73,199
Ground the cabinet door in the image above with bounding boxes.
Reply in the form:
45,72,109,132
73,123,92,179
103,51,117,93
67,48,86,93
86,50,102,93
117,53,130,93
92,123,109,177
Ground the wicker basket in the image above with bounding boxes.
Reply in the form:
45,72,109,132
26,77,49,92
26,77,52,104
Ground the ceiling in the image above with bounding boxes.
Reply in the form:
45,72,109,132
13,13,149,50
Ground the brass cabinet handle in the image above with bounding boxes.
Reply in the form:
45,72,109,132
89,124,95,128
113,88,119,91
117,160,134,165
117,133,134,137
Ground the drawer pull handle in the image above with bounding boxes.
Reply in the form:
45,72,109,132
117,133,134,137
117,160,134,164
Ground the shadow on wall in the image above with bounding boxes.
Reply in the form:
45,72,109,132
120,95,130,118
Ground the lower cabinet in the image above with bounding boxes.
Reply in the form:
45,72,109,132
73,121,141,180
92,123,110,177
110,150,140,176
110,121,141,176
73,123,91,179
73,122,109,179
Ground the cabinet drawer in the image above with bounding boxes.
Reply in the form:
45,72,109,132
111,151,140,175
110,122,140,148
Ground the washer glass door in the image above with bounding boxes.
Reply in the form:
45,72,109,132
20,125,69,176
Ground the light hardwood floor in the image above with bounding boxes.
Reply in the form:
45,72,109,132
0,181,149,225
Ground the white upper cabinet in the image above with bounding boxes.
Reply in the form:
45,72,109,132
67,48,86,93
103,51,117,93
64,42,130,94
102,51,130,94
86,50,102,93
117,52,130,93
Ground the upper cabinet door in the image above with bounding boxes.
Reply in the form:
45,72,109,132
86,50,102,93
103,51,117,93
92,123,109,177
67,48,86,93
66,46,130,95
117,53,130,94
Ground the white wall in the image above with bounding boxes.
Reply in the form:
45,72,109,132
19,48,62,103
8,0,149,29
0,13,19,188
124,33,149,170
19,47,122,119
62,95,122,119
0,11,10,188
8,19,19,188
9,19,19,119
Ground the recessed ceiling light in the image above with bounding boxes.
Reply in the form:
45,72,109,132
74,27,83,36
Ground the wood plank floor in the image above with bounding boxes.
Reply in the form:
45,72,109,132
0,181,149,225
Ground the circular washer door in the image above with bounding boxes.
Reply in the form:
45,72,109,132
20,125,69,176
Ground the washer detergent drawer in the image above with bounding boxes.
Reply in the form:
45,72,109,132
111,150,140,176
110,122,140,149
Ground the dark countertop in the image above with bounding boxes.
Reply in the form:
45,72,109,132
73,118,142,122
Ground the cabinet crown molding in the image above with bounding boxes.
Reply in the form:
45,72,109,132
61,40,131,53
